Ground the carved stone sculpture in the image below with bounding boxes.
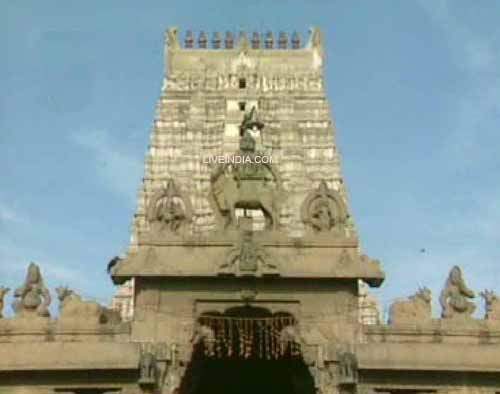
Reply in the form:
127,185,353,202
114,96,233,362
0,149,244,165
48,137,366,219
147,179,192,236
12,262,51,318
166,27,180,50
439,266,476,319
191,323,216,357
301,181,349,234
56,286,121,325
219,232,278,276
279,325,303,356
481,290,500,321
0,286,10,318
138,351,157,385
337,351,358,384
210,108,281,230
388,287,432,325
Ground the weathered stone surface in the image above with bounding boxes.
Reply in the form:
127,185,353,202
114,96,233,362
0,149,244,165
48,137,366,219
388,287,432,325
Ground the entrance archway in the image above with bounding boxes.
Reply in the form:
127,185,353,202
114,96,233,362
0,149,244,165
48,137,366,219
180,306,316,394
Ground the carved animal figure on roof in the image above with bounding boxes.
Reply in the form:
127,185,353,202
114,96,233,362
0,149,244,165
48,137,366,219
0,286,10,318
56,286,121,324
481,290,500,321
388,287,432,325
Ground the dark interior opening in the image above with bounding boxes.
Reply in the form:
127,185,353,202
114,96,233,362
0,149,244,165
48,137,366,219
180,306,316,394
238,101,246,111
239,78,246,89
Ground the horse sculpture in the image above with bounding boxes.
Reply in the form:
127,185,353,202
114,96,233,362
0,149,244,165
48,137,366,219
210,107,281,230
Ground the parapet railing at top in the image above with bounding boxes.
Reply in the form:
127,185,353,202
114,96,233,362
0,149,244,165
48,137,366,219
167,29,322,50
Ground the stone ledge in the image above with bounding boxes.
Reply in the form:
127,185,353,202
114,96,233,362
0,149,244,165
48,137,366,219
0,342,140,371
357,342,500,372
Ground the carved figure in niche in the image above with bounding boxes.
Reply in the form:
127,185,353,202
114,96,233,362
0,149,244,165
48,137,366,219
147,179,192,235
337,351,358,383
139,351,157,385
439,266,476,319
481,290,500,321
0,286,10,318
301,181,349,234
12,262,51,317
219,232,278,275
388,287,432,325
56,286,121,324
210,108,281,230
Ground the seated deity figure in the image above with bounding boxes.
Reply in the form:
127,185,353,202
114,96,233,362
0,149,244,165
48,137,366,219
148,179,189,235
12,262,51,317
154,195,185,233
439,265,476,319
309,200,335,232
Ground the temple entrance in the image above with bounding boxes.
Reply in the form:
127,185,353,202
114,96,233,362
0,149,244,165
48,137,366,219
180,306,316,394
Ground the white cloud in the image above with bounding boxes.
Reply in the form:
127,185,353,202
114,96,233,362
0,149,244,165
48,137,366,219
70,129,144,202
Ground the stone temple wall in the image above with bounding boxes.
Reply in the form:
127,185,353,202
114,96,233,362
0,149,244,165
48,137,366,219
129,28,355,250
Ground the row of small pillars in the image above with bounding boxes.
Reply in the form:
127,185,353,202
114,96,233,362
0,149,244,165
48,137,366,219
183,31,303,49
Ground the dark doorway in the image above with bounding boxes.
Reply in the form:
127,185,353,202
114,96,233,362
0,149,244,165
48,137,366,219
180,306,316,394
187,357,315,394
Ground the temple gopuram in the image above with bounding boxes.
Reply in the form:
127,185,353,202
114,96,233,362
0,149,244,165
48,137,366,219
1,28,500,394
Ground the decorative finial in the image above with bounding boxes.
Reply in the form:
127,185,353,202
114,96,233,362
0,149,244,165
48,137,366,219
278,32,288,49
265,31,274,49
251,32,260,49
198,31,208,48
184,30,194,48
212,32,222,49
225,31,234,49
291,31,301,49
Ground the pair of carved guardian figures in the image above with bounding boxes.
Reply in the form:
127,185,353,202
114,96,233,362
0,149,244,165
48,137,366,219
389,265,500,325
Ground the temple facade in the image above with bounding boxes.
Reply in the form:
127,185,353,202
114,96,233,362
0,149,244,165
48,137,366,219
0,28,499,394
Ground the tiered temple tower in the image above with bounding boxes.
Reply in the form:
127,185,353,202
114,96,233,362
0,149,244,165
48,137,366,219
111,27,384,393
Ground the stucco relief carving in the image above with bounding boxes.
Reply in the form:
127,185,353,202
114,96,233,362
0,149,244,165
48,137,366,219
12,262,51,318
301,181,349,235
0,286,9,318
218,232,278,276
147,179,193,236
138,349,158,386
337,351,358,385
388,287,432,325
440,266,476,319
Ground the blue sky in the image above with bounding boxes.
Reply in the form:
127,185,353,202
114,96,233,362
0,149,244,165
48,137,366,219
1,1,499,319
